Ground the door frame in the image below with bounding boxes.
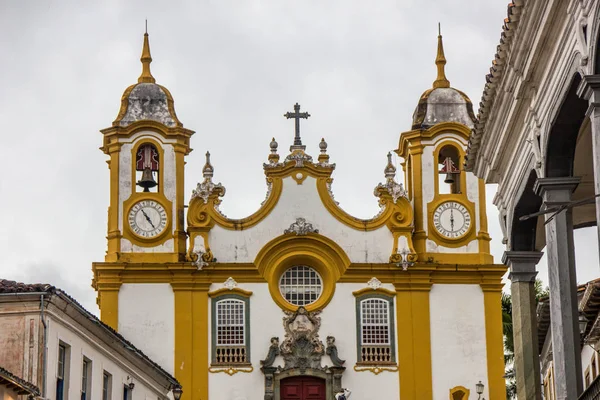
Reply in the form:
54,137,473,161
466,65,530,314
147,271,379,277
274,368,341,400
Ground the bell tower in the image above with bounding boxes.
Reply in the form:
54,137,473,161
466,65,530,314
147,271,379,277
99,32,194,263
397,29,491,264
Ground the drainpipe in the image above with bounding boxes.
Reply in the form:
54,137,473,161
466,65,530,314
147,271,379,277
40,294,47,399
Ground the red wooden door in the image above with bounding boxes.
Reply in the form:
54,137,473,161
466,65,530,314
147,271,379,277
281,377,326,400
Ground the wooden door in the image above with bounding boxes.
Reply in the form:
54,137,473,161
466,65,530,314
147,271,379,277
280,377,326,400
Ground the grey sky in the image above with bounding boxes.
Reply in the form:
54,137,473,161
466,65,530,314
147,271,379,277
1,1,597,314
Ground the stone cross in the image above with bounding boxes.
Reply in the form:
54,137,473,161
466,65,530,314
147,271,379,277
284,103,310,150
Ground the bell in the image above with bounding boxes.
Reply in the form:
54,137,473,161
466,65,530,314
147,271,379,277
137,167,157,192
444,172,455,184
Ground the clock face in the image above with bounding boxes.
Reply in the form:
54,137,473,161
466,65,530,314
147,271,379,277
432,201,471,239
128,200,168,239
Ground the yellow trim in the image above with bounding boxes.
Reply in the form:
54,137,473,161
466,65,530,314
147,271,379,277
187,177,282,231
395,279,433,400
208,287,253,298
208,366,253,375
352,287,396,297
481,284,507,400
449,386,470,399
254,233,351,312
353,365,398,375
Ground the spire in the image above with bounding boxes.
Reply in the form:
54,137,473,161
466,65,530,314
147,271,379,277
138,25,156,84
432,23,450,89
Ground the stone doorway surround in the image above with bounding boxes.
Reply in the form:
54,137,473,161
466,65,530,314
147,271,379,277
260,307,346,400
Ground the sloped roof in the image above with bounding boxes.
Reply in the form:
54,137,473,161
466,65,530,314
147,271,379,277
0,279,179,388
0,366,40,397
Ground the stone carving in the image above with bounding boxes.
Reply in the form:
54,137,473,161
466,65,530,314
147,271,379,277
285,150,313,167
326,336,345,367
191,152,226,203
374,152,408,203
280,307,325,373
367,277,382,290
260,337,280,368
284,218,319,236
223,277,237,290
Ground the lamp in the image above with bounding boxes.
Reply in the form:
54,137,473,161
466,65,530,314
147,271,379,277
579,312,589,335
476,381,484,400
172,385,183,400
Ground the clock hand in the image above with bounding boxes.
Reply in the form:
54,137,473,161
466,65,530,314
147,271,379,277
140,209,156,229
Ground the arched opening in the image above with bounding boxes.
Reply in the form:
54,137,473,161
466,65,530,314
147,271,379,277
135,143,160,193
545,74,588,178
438,144,461,194
511,170,543,251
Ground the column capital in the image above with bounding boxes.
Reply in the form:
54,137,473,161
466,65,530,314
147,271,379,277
534,177,580,203
502,251,544,265
577,74,600,100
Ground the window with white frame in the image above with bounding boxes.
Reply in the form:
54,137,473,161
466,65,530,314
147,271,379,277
279,265,323,306
212,295,250,365
356,295,395,364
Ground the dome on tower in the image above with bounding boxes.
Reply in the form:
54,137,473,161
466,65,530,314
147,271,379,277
411,30,476,130
112,33,182,128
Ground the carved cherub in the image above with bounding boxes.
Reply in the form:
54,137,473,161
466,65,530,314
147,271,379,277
326,336,345,367
260,337,280,368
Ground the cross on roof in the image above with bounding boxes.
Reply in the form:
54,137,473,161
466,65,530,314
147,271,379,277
284,103,310,151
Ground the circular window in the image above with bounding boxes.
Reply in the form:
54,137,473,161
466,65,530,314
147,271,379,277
279,265,323,306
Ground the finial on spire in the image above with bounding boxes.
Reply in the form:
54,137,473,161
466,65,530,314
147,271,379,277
138,26,156,84
203,151,214,179
433,23,450,89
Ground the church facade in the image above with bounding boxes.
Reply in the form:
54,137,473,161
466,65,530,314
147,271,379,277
92,31,506,400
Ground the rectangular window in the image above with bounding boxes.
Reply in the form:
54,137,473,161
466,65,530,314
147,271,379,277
356,296,396,365
81,358,91,400
211,295,250,365
56,343,70,400
103,371,112,400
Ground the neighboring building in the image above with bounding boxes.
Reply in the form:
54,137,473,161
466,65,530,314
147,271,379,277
538,278,600,400
0,279,181,400
0,366,40,400
465,0,600,399
91,30,507,400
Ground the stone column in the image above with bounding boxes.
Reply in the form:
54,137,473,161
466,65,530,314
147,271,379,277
535,177,582,399
577,75,600,255
503,251,543,400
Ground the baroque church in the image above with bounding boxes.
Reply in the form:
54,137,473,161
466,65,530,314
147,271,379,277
92,31,507,400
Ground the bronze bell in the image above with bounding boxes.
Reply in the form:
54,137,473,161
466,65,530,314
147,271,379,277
137,167,157,192
444,172,455,184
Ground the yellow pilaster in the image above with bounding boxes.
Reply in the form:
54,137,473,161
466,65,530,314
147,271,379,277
172,280,210,400
481,282,507,400
98,286,120,330
106,144,122,262
395,275,433,400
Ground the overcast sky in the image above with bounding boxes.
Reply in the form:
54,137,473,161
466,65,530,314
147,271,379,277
1,0,598,314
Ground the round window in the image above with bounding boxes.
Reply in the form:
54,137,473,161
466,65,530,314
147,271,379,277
279,265,323,306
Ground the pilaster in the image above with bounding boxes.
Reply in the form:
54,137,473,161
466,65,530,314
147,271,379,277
535,177,582,399
394,273,432,400
577,74,600,257
503,251,543,400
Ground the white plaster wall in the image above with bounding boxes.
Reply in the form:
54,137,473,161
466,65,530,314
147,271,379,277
208,282,399,400
581,343,597,386
429,284,489,399
118,284,175,375
45,313,170,400
208,176,394,263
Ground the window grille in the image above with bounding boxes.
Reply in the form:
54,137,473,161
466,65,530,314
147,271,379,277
213,298,249,365
357,296,395,364
279,265,323,306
